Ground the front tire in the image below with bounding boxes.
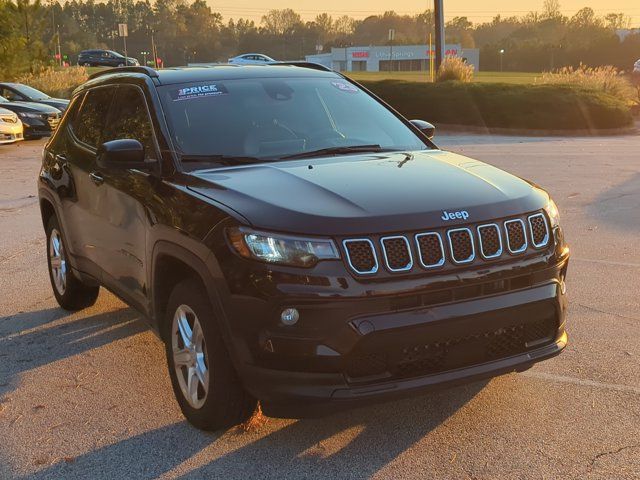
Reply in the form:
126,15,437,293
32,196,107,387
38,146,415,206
46,216,99,311
164,278,256,431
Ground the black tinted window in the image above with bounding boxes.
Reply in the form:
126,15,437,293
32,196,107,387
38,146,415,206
73,87,114,147
158,77,427,160
103,86,155,158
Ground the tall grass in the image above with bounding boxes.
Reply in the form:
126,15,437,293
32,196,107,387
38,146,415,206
15,67,89,98
436,57,474,83
540,64,637,104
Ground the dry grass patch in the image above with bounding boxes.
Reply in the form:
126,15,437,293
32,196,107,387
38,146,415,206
15,67,89,99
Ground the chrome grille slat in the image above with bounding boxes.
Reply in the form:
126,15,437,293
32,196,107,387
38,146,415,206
380,235,413,272
477,223,503,259
528,213,549,248
447,227,475,264
343,238,378,275
504,219,527,254
415,232,445,269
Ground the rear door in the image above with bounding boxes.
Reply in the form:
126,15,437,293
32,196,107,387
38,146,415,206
90,84,159,311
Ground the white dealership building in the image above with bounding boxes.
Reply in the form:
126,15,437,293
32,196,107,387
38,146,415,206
306,44,479,72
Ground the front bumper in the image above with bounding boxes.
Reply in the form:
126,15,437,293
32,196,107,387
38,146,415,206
225,251,569,417
0,122,24,144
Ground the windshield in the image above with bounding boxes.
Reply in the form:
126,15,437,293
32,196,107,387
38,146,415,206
158,76,429,165
0,96,8,103
13,84,49,100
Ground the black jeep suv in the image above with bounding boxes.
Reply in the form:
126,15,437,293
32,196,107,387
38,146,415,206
38,65,569,430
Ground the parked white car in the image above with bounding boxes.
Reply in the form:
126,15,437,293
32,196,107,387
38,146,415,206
0,107,23,144
228,53,275,65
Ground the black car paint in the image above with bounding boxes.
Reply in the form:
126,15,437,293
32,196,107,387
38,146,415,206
0,82,69,112
77,49,139,67
38,66,569,417
0,98,61,137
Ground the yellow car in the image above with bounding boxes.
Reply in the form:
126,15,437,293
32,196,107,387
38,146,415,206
0,107,23,144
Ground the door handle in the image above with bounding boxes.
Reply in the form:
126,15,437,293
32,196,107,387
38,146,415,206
89,172,104,186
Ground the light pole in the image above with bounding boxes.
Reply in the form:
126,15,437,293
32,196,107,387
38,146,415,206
499,49,505,72
434,0,445,71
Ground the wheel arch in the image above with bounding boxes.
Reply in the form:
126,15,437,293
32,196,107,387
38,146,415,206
40,197,57,230
150,241,232,346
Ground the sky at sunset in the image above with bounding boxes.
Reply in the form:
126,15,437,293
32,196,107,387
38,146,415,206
206,0,640,26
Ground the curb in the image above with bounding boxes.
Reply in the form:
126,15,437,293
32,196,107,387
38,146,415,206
436,123,638,137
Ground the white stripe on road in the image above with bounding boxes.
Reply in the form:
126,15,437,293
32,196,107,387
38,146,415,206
523,371,640,395
573,257,640,268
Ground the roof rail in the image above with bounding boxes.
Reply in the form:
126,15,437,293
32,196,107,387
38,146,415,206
88,66,159,80
267,61,333,72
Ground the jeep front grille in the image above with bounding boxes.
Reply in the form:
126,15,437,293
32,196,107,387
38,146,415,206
341,212,550,275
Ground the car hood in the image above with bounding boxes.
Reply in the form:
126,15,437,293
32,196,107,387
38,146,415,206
188,149,549,235
0,101,60,114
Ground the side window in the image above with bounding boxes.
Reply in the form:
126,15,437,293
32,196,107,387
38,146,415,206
2,88,21,101
102,86,156,159
72,87,114,148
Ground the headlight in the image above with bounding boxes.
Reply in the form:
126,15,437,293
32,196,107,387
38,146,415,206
18,112,41,119
544,198,560,227
227,227,340,267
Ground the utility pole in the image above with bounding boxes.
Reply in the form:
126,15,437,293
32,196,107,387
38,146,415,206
388,29,395,72
434,0,445,72
56,25,62,66
151,30,158,68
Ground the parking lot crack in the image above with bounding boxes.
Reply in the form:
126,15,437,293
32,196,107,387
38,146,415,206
574,302,640,324
588,444,640,471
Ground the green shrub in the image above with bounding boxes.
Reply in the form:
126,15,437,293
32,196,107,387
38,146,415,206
359,80,633,130
436,57,474,83
15,66,89,98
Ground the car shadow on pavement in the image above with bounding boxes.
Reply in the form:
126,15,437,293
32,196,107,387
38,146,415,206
587,172,640,232
20,380,487,480
0,307,144,385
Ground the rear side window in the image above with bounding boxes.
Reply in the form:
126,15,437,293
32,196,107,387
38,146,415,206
102,86,155,158
72,87,114,148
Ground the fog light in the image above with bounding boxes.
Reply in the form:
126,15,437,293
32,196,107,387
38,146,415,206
280,308,299,326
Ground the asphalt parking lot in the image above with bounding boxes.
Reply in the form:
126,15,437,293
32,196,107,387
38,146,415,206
1,134,639,479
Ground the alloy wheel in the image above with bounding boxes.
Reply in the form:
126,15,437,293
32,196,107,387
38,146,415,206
49,228,67,295
171,304,209,409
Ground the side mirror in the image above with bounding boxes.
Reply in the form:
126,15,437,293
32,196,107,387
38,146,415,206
410,120,436,140
96,139,148,170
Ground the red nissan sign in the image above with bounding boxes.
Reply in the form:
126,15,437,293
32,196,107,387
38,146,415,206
352,51,369,58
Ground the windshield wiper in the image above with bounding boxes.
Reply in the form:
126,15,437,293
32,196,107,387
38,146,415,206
280,144,393,160
180,154,268,165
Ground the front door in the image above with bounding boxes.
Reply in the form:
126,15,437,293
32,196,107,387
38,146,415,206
90,84,160,312
59,86,116,276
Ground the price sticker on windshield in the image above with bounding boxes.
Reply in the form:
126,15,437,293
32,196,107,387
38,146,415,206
171,84,228,101
330,81,359,93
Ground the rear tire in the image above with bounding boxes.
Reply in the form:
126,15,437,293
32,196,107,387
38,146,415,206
46,216,99,311
164,278,256,431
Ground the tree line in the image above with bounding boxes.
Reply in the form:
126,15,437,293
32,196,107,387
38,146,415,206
1,0,639,77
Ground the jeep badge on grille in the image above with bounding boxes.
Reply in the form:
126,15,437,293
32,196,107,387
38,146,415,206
441,210,469,221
